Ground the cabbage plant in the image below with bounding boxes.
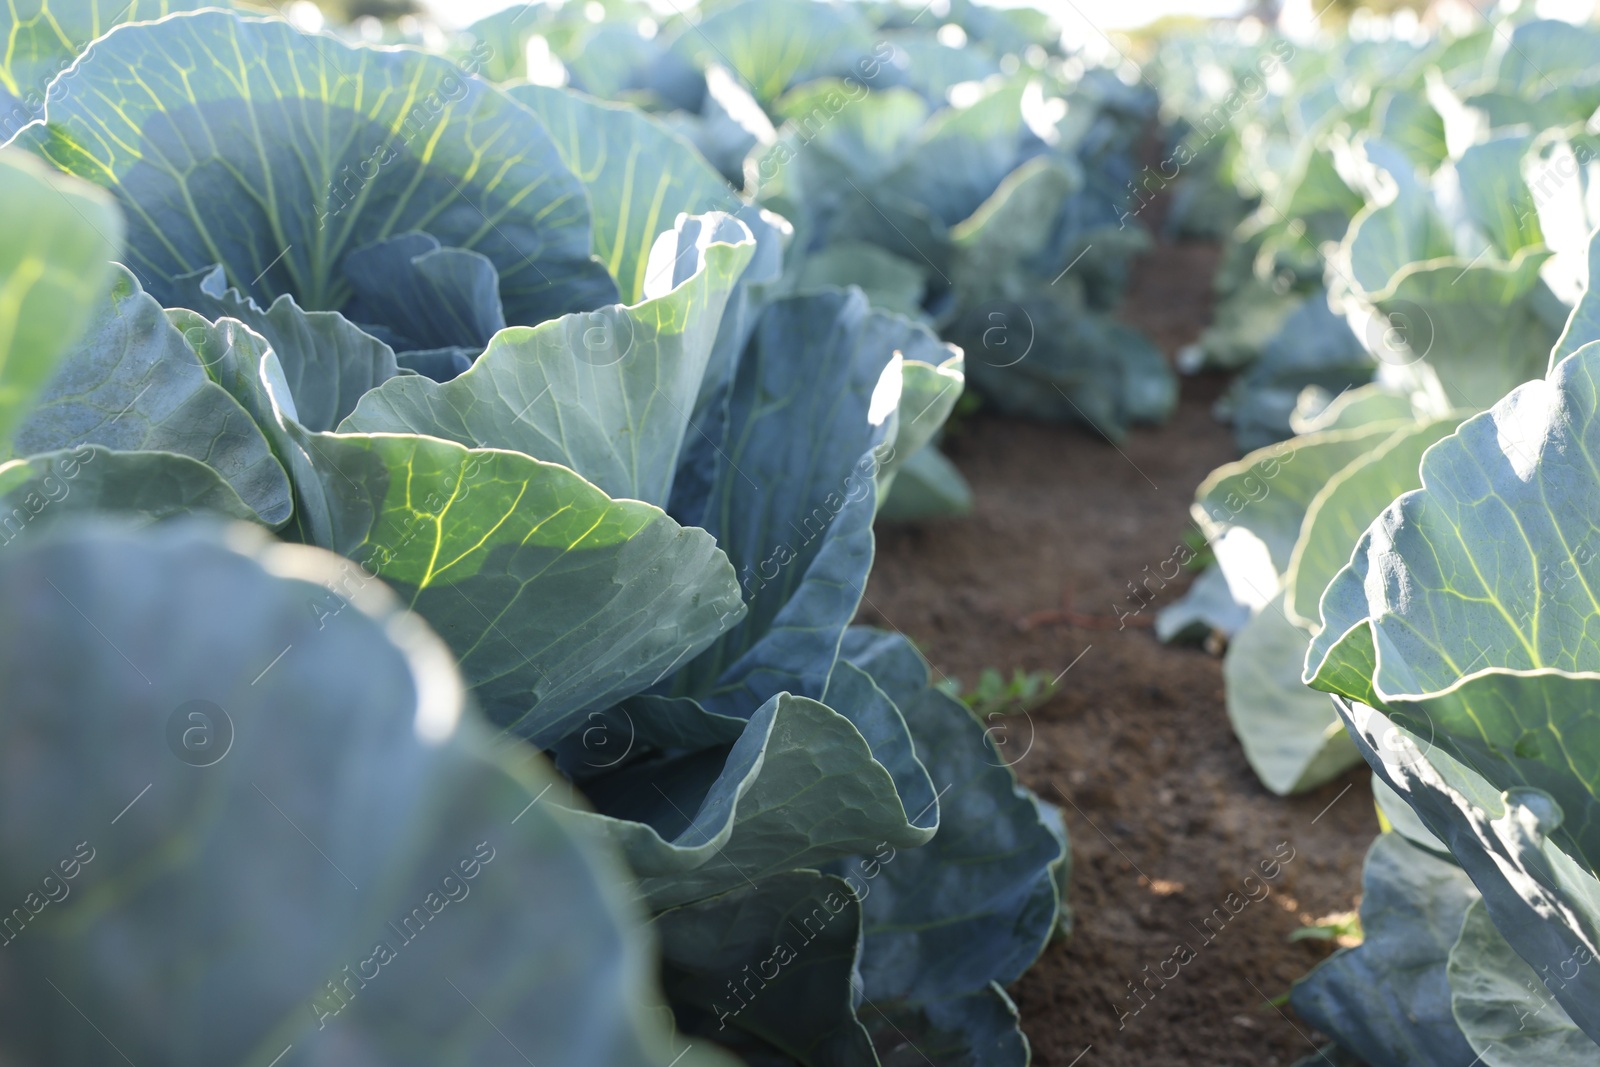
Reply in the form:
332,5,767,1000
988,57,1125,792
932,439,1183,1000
1293,335,1600,1067
0,136,725,1067
1165,31,1599,798
0,7,1068,1064
456,0,1176,459
1158,21,1600,1064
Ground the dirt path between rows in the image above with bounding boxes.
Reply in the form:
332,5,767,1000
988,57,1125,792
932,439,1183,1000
862,236,1378,1066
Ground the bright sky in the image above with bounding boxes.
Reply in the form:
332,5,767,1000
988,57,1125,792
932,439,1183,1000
424,0,1249,34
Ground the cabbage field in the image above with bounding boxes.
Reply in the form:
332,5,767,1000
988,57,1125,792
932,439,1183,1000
3,0,1600,1064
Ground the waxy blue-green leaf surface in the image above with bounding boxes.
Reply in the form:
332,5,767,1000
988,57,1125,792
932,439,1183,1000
188,313,747,746
1336,168,1562,410
1492,18,1600,100
16,265,290,523
863,985,1031,1067
876,333,962,487
0,0,210,138
668,289,906,716
1329,699,1600,1044
1307,344,1600,866
567,689,936,910
1194,421,1402,584
171,264,399,433
1290,833,1479,1067
837,627,1067,1006
19,11,616,325
343,217,756,507
280,431,748,747
1449,898,1600,1066
656,871,877,1067
340,232,507,352
509,85,742,305
1284,415,1462,630
1301,345,1600,1045
0,520,731,1067
0,444,257,545
1224,595,1361,795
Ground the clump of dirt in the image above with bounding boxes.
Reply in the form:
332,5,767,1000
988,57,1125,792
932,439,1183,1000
861,239,1377,1066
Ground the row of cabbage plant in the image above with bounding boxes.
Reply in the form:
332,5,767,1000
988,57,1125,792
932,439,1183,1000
1157,12,1600,1066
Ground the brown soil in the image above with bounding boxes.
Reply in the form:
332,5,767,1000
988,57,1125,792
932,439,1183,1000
861,238,1378,1065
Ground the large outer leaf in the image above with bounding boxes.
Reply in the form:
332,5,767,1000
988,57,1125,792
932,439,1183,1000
1223,595,1360,795
343,218,756,507
1290,833,1479,1067
1374,774,1450,859
567,690,936,910
656,871,877,1067
1290,382,1416,435
1204,413,1440,800
837,627,1067,1006
0,444,257,547
1371,87,1447,172
1492,18,1600,99
1336,162,1562,409
1340,185,1454,294
1328,699,1600,1044
509,85,741,305
1284,415,1461,630
1369,252,1560,411
190,314,747,746
0,147,121,449
15,265,291,524
0,520,729,1067
0,0,208,138
1154,563,1251,644
283,431,746,747
1307,345,1600,865
669,289,905,717
664,208,788,540
1449,898,1600,1066
1193,421,1402,604
19,11,615,324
